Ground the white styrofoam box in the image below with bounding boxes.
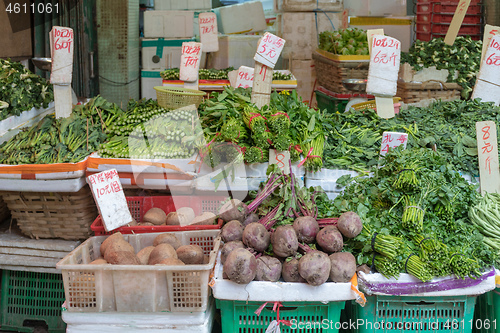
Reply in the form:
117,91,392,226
306,168,359,180
141,70,162,99
211,35,261,69
358,270,496,297
325,192,340,200
0,177,86,192
306,178,345,193
212,253,355,301
274,0,343,12
154,0,211,10
289,59,316,105
213,1,267,34
344,0,406,16
349,16,414,53
0,102,55,144
277,11,342,60
141,38,195,70
143,10,194,38
63,298,215,333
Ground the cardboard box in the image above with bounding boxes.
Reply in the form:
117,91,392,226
143,10,194,38
154,0,211,10
274,0,343,12
0,1,32,59
141,38,195,70
344,0,407,17
276,11,342,60
213,1,267,34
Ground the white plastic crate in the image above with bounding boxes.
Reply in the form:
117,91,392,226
213,1,267,34
56,230,221,313
274,0,343,12
154,0,211,10
143,10,194,38
63,298,215,333
141,38,194,70
141,70,162,99
277,11,342,60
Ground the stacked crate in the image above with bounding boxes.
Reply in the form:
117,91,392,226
416,0,483,41
274,0,344,104
141,0,211,99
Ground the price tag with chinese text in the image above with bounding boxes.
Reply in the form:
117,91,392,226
87,169,134,232
254,33,285,69
180,42,203,82
476,121,500,195
199,12,219,52
380,132,408,156
234,66,255,88
444,0,472,45
50,26,74,85
269,149,291,174
481,25,500,63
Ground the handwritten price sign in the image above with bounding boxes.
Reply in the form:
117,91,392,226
50,26,74,85
371,36,400,67
444,0,472,45
380,132,408,156
254,33,285,69
235,66,255,88
199,12,218,52
180,42,203,82
87,169,134,232
269,149,291,174
481,36,500,84
476,121,500,195
481,25,500,63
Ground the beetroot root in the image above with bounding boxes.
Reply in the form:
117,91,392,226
255,256,282,282
271,225,298,258
219,199,247,223
223,248,257,284
337,211,363,238
298,251,331,286
242,222,270,253
282,257,306,283
329,252,357,282
316,226,344,253
221,220,244,243
243,213,260,226
221,241,245,265
293,216,319,244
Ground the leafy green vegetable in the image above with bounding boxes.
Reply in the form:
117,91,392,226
318,28,369,56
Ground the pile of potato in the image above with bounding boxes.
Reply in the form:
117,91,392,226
91,232,209,266
130,207,217,227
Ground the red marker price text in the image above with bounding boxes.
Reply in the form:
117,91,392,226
200,16,216,34
480,125,495,175
380,132,408,156
257,34,285,62
88,170,123,199
53,27,73,53
486,38,500,66
182,45,201,68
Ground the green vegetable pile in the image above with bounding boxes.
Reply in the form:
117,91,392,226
0,96,122,164
332,147,496,281
0,59,54,121
469,193,500,251
198,87,326,172
401,36,481,98
318,28,369,56
323,99,500,177
161,67,293,81
100,101,203,159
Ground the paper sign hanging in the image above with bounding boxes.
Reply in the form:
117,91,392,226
50,26,74,85
235,66,255,88
269,149,291,175
180,42,203,82
472,35,500,105
87,169,134,232
380,132,408,156
476,121,500,195
228,70,238,87
366,35,401,98
444,0,472,45
253,33,285,69
481,25,500,63
199,12,219,53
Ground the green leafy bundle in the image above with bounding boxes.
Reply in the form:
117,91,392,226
318,28,369,56
161,67,293,81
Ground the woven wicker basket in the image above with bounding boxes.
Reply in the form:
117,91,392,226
2,187,98,240
312,49,370,94
397,81,462,104
154,86,205,109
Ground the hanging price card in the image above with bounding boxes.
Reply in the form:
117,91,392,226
50,26,74,85
476,121,500,195
253,32,285,69
481,25,500,63
87,169,134,232
472,35,500,105
380,132,408,156
235,66,255,88
199,12,219,53
180,42,203,82
444,0,472,45
269,149,291,175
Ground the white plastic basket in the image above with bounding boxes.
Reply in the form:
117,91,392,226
56,230,221,313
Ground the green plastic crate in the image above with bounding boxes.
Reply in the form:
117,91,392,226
316,90,349,114
0,270,66,333
473,289,500,333
217,299,345,332
350,295,476,333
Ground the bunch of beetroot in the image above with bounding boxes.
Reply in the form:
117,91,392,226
218,197,363,286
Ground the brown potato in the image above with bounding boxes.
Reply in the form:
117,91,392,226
148,243,178,265
89,258,108,265
176,245,204,264
157,257,185,265
153,233,182,249
136,246,155,265
143,207,167,225
190,212,217,226
100,232,125,256
105,239,135,255
105,251,141,265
